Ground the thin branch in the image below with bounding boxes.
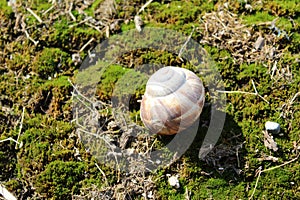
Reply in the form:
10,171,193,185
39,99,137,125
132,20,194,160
26,7,43,23
178,26,195,61
71,91,94,113
216,90,256,95
0,137,20,145
249,167,262,200
68,78,94,105
251,80,269,104
290,92,300,105
95,162,108,184
68,2,76,21
15,107,25,149
0,184,17,200
21,17,39,45
79,38,95,52
42,5,54,15
77,127,121,181
24,29,39,45
85,22,102,33
217,80,269,104
137,0,154,14
261,154,299,173
249,154,299,199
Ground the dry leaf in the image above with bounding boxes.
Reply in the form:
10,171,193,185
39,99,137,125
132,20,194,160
263,130,278,151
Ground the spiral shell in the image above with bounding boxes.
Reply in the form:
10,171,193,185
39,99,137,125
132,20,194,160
140,66,205,135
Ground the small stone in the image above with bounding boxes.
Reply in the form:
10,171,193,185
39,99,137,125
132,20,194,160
72,53,81,65
245,4,253,12
265,121,280,134
254,36,265,50
134,15,143,32
168,175,180,188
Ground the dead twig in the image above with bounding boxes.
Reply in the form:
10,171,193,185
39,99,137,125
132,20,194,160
0,184,17,200
178,26,195,61
249,154,299,199
0,137,20,145
15,107,25,149
26,7,43,23
217,80,269,104
21,17,39,45
137,0,154,14
24,29,39,45
289,92,300,105
42,5,54,15
77,127,121,182
95,162,108,184
68,78,94,105
68,2,76,21
85,22,102,33
79,38,95,52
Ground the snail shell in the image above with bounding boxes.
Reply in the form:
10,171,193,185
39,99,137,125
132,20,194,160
140,66,205,135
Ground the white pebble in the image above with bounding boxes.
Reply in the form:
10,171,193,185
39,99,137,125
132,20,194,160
168,175,180,188
265,121,280,134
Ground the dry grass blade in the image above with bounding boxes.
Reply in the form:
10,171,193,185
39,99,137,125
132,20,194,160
249,154,299,199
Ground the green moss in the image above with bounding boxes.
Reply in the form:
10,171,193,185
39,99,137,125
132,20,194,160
121,22,136,32
262,0,300,17
0,0,13,15
32,48,70,79
96,64,129,101
36,160,85,198
249,168,298,199
84,0,104,17
113,69,147,109
21,0,52,11
42,75,71,89
45,17,101,50
1,0,300,199
242,11,275,24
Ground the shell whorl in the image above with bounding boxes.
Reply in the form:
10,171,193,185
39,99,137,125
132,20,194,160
140,66,205,135
146,67,186,97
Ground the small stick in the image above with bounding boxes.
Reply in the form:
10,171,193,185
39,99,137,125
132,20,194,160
15,107,25,149
42,5,54,15
249,167,262,200
21,16,39,45
178,26,195,61
236,147,240,168
24,29,39,45
290,92,299,105
217,80,269,104
251,80,269,104
249,154,299,199
95,162,108,184
214,13,227,29
69,17,93,28
0,137,20,145
216,90,256,95
85,22,102,33
261,154,299,173
68,3,76,21
26,7,43,23
68,78,94,105
137,0,154,14
0,184,17,200
71,92,94,113
78,127,121,181
79,38,95,52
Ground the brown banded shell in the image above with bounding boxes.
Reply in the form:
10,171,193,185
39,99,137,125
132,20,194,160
140,66,205,135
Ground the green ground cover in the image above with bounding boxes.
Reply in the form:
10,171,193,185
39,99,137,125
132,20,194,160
0,0,299,199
